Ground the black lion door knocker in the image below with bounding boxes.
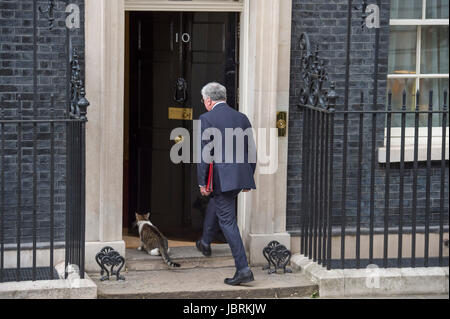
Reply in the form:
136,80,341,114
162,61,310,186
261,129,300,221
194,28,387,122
173,78,188,104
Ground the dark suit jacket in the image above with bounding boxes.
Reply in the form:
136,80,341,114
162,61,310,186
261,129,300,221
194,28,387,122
197,102,256,193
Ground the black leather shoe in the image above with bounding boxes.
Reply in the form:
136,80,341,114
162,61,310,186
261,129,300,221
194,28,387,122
224,269,254,286
196,240,212,256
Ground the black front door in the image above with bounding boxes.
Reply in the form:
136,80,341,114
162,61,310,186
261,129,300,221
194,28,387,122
128,12,239,240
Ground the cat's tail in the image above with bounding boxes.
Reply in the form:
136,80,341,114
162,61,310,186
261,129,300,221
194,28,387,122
161,249,181,268
158,236,180,268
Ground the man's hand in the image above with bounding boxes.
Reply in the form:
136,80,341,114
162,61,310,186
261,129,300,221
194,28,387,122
200,186,212,197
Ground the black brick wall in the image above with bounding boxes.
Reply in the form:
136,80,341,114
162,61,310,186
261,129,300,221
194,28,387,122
287,0,449,233
1,0,447,245
0,0,85,244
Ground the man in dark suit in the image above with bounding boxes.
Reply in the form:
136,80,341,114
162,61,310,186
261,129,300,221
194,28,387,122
196,82,256,286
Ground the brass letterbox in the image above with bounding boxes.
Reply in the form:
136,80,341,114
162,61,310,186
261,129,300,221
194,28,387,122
168,107,193,120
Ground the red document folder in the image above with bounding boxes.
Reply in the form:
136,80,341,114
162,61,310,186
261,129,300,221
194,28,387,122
206,163,213,192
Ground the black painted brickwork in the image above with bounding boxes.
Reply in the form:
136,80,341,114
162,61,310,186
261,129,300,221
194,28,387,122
1,0,447,244
287,0,449,233
0,0,85,244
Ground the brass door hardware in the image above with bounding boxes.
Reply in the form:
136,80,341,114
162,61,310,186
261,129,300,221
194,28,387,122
169,107,193,120
174,135,184,144
276,111,287,137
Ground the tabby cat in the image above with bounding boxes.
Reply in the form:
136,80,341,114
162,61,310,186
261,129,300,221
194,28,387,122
135,213,181,268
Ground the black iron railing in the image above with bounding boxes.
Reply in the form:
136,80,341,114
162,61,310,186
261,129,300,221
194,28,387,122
0,50,88,283
296,0,449,270
300,89,449,270
0,0,87,283
64,48,89,280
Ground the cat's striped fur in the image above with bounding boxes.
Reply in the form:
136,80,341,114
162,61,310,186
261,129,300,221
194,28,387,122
135,213,181,268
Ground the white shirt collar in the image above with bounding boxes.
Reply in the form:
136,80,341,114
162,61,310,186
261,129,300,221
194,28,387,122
211,101,226,110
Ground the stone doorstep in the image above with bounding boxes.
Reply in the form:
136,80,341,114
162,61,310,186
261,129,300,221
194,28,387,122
89,245,320,299
92,245,318,299
0,263,97,299
89,266,318,299
124,244,239,271
291,254,450,298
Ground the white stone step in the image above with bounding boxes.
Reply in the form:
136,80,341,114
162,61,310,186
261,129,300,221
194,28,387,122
124,245,237,271
90,266,318,299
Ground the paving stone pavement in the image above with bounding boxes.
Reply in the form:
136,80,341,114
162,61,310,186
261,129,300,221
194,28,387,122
89,245,448,300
